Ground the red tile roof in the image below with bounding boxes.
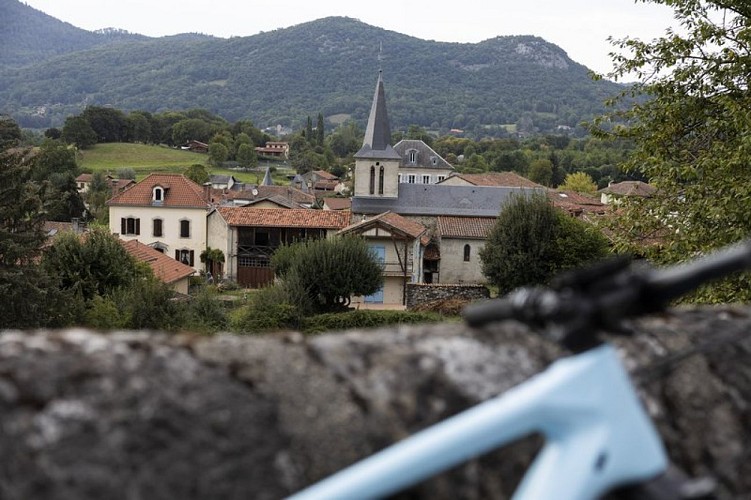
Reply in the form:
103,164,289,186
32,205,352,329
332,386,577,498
548,190,606,215
107,174,209,208
448,172,544,188
228,186,315,205
340,211,427,240
437,216,497,239
323,197,352,210
312,170,339,180
217,207,350,229
120,239,195,284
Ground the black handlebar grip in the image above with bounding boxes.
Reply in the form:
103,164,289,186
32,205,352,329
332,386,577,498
463,298,517,327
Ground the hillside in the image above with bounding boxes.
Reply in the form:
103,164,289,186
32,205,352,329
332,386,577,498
1,2,624,136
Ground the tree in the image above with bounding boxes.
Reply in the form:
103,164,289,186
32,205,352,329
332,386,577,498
271,236,383,312
236,143,258,169
0,116,22,150
0,149,73,328
559,172,598,194
480,193,609,294
30,139,85,221
61,115,97,149
208,142,229,167
171,118,216,145
184,164,210,185
200,247,225,281
42,227,140,302
85,171,112,222
82,106,128,143
305,116,314,145
316,113,325,147
527,159,553,186
594,0,751,302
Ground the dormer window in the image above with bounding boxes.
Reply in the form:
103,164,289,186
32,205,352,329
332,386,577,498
153,186,165,204
408,150,418,164
431,156,438,166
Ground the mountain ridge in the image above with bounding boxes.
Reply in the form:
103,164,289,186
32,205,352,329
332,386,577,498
1,1,622,137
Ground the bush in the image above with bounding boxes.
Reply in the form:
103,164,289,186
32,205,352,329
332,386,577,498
183,287,228,334
301,310,444,334
230,280,311,333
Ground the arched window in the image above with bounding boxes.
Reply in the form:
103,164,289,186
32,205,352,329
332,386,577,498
378,166,385,194
369,166,375,195
463,244,471,262
152,186,164,203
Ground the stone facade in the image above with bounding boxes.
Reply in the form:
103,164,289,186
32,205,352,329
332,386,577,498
405,283,490,309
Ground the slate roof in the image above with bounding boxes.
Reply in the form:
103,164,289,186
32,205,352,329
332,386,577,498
437,216,497,239
355,71,401,161
445,172,543,188
107,173,208,208
352,184,545,217
120,239,195,284
216,207,350,229
340,211,427,240
394,140,453,170
228,186,316,206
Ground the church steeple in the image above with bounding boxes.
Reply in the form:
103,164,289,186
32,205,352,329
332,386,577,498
355,71,401,160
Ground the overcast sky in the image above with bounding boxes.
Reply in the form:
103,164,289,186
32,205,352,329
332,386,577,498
22,0,677,75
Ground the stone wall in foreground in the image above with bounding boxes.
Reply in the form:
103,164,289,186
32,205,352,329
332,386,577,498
0,305,749,499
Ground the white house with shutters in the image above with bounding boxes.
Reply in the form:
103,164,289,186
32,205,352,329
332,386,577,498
106,173,211,271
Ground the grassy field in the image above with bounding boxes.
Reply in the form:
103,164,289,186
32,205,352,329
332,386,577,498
76,143,293,184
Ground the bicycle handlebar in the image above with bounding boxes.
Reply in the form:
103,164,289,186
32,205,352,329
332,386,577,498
463,239,751,352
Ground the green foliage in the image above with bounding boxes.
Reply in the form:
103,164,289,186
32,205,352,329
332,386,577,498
42,227,140,301
184,163,210,185
208,142,229,167
559,172,598,194
301,310,443,334
236,143,258,169
182,286,228,334
231,282,309,333
271,236,383,312
85,295,127,330
594,0,751,301
480,193,610,294
528,159,553,186
110,275,183,330
62,115,97,149
0,115,22,150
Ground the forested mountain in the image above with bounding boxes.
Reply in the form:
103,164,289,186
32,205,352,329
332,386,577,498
1,0,623,137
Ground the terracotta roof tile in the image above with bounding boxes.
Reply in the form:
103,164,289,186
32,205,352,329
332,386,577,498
547,190,606,215
227,186,315,205
323,197,352,210
120,239,195,284
107,173,209,208
340,211,427,239
217,207,350,229
437,216,497,239
600,181,656,197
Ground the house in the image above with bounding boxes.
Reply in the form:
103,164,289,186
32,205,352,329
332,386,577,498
435,216,497,284
548,190,606,217
339,211,428,305
600,181,656,205
182,140,209,153
207,207,350,288
209,175,240,191
106,173,210,271
120,239,195,295
394,139,454,185
75,173,135,196
254,141,290,159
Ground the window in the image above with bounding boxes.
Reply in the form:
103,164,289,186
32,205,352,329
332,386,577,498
437,175,446,183
398,174,403,183
431,156,438,166
153,186,164,204
175,249,194,267
120,217,140,236
408,150,418,163
369,166,375,195
407,174,416,184
153,218,163,237
464,244,471,262
378,166,385,194
422,174,431,184
180,219,191,238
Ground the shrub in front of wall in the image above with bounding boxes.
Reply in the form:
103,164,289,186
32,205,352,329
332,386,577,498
301,310,444,334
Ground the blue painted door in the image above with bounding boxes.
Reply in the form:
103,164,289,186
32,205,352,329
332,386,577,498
365,245,385,303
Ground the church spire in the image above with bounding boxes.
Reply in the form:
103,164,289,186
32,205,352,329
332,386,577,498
355,70,401,160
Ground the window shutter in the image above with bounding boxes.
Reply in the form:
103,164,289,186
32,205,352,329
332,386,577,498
175,250,180,261
135,218,140,235
121,218,126,235
189,250,195,267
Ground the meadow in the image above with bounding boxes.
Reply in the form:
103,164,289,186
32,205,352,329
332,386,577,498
76,143,294,184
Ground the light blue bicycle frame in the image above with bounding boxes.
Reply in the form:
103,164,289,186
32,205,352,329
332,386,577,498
290,344,668,499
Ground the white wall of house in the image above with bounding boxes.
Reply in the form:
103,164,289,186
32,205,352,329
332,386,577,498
397,168,449,185
109,205,207,271
439,238,487,284
206,211,235,281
